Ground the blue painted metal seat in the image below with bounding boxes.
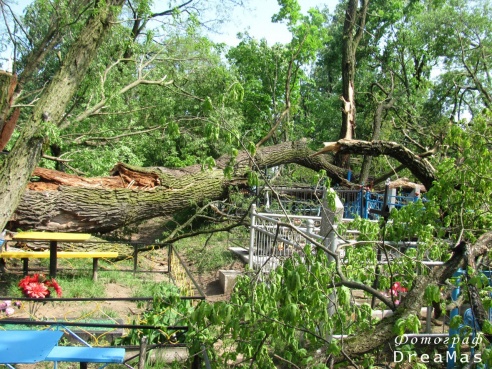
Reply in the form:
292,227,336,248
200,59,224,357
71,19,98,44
46,346,125,369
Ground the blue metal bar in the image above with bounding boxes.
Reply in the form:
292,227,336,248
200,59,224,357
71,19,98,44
447,269,463,369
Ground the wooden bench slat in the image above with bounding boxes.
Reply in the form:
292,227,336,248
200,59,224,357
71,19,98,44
0,251,118,281
0,251,118,259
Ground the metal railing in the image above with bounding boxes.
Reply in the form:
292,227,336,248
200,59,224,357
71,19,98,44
335,188,420,219
248,205,333,271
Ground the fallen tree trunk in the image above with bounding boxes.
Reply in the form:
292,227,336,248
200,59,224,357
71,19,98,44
10,139,437,233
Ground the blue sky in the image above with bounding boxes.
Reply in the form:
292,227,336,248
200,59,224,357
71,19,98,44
209,0,338,46
9,0,338,46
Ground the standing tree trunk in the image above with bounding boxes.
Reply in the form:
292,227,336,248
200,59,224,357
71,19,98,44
0,0,125,231
359,79,394,185
0,71,18,151
335,0,369,169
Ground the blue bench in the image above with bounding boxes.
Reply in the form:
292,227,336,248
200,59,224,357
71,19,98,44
46,346,126,369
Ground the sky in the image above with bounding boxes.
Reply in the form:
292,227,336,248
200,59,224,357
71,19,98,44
209,0,339,46
1,0,338,70
8,0,339,46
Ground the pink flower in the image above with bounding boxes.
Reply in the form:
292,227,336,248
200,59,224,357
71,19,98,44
5,307,14,316
389,282,408,296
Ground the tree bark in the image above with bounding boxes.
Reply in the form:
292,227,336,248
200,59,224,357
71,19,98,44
314,139,436,190
0,71,18,151
359,79,395,185
10,141,346,232
335,0,369,169
9,139,436,233
0,0,125,232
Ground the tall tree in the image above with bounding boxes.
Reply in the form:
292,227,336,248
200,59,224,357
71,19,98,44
335,0,369,169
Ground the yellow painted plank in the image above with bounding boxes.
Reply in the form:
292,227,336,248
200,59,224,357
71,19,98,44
0,251,118,259
58,252,118,258
0,251,50,258
12,232,91,242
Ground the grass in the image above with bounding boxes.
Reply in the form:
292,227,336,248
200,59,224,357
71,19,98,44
1,255,168,298
174,229,243,274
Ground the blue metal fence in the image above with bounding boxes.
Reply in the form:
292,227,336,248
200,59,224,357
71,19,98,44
256,186,420,220
335,189,420,220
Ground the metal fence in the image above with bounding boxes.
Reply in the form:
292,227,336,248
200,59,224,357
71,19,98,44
253,186,420,221
255,186,324,216
248,205,335,271
335,188,420,220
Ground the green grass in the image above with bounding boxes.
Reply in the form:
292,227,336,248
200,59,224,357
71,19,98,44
174,230,242,274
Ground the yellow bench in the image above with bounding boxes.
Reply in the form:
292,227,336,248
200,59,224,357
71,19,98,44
0,251,118,281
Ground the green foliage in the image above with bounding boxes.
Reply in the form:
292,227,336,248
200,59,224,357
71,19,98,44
423,284,440,305
187,247,377,368
393,314,421,336
116,284,193,345
430,113,492,240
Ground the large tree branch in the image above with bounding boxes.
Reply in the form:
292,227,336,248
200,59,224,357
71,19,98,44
337,232,492,362
10,139,437,232
313,139,436,190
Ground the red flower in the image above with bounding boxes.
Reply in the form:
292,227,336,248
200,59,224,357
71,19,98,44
24,282,49,298
18,274,39,290
389,282,408,296
18,274,62,299
45,279,62,297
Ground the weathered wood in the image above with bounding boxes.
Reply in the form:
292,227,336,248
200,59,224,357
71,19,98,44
12,168,229,232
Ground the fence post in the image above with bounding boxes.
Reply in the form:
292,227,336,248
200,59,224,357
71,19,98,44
327,224,338,263
320,188,343,342
359,187,364,218
363,190,369,219
133,244,138,275
138,336,148,369
249,204,257,270
306,219,314,238
168,244,172,282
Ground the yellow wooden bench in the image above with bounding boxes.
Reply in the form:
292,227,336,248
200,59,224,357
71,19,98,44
0,251,118,281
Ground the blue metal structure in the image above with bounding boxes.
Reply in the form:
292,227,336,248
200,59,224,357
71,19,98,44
334,188,420,219
448,269,492,369
254,186,421,220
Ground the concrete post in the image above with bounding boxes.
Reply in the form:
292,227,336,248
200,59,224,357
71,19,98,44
319,188,344,337
320,188,344,238
388,188,397,211
248,204,257,270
